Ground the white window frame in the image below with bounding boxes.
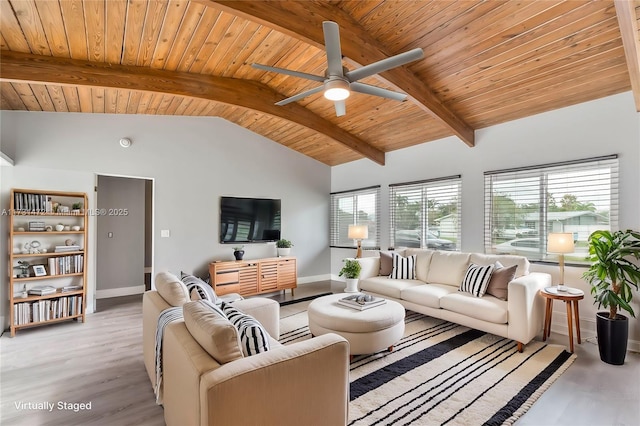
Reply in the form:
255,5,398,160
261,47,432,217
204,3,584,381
330,186,380,250
484,155,619,263
389,175,462,251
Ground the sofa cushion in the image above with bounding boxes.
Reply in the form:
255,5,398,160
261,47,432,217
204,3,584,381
427,251,471,286
486,262,517,301
390,253,417,279
459,263,494,298
359,276,423,299
379,251,394,276
440,292,508,324
401,283,458,309
221,302,271,357
469,253,529,277
155,272,190,307
404,249,434,282
181,271,220,304
183,300,244,364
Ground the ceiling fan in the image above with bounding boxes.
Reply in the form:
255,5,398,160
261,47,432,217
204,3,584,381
252,21,424,117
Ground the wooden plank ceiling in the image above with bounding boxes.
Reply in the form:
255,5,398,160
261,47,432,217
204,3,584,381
0,0,637,166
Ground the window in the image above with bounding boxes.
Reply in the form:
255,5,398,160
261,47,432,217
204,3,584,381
390,176,461,251
484,155,618,262
330,186,380,249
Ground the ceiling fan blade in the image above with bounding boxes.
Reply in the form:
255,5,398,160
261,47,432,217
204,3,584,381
275,85,325,106
252,63,325,82
345,48,424,82
350,82,407,101
334,100,346,117
323,21,344,77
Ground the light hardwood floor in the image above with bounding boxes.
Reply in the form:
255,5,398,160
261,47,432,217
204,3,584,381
1,282,638,426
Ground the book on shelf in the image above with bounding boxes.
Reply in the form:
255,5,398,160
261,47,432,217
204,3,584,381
54,245,81,253
28,285,57,296
62,285,82,292
337,294,386,311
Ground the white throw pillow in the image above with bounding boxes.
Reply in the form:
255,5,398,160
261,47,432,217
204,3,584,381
459,263,495,297
389,253,417,279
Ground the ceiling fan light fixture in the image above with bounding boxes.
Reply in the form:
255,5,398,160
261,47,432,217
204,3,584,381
324,79,350,101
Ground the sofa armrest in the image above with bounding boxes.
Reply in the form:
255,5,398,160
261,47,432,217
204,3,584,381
231,297,280,339
355,256,380,279
200,333,350,426
142,291,173,389
507,272,551,345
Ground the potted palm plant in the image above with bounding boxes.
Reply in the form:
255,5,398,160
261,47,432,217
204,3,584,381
582,229,640,365
276,239,293,256
339,258,362,293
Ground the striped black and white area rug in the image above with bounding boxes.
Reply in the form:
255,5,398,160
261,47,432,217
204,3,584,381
279,299,576,426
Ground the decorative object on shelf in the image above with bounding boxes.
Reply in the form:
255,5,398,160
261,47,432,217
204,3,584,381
55,224,64,232
32,265,47,277
17,227,25,232
339,258,362,293
72,225,81,231
16,261,30,278
18,284,28,298
233,246,245,261
582,229,640,365
71,202,83,213
45,226,53,232
348,224,369,258
28,240,42,254
547,232,574,292
65,239,77,246
276,239,293,256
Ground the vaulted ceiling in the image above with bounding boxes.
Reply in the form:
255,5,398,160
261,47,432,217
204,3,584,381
1,0,639,166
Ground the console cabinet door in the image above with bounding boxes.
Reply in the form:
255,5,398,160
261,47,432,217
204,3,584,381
238,262,259,295
259,261,279,292
277,258,297,290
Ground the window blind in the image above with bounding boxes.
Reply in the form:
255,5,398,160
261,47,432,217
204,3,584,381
484,155,618,262
330,186,380,249
389,175,461,251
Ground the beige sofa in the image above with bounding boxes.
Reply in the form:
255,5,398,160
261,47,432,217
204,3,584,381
355,249,551,351
143,272,350,426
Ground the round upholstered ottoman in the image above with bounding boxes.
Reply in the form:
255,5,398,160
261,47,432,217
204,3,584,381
308,293,405,355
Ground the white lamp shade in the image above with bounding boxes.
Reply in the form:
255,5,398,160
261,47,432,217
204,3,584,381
348,224,368,240
547,233,574,253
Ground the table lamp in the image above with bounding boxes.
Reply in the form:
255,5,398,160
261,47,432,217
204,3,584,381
547,233,574,292
348,224,368,258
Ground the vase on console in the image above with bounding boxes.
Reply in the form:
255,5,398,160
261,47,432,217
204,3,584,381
233,246,245,261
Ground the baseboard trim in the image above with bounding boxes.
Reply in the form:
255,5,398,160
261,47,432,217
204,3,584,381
96,285,145,299
297,274,332,284
550,310,639,353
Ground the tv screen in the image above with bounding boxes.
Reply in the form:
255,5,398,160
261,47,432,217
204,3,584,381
220,196,281,243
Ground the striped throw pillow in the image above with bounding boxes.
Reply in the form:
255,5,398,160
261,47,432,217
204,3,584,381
389,253,417,279
460,263,495,297
221,302,270,356
181,272,220,304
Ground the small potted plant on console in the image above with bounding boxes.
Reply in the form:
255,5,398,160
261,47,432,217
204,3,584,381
339,258,362,293
276,239,293,256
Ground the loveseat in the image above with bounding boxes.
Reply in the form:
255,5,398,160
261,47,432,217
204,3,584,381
143,272,350,426
355,249,551,351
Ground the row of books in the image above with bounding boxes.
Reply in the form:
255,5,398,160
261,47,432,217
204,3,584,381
13,296,83,325
337,294,387,311
13,192,53,213
55,245,82,253
48,254,84,275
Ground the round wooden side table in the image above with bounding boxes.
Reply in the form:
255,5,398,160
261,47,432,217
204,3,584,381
540,287,584,353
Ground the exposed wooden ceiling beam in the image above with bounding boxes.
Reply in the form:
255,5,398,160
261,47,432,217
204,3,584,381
0,50,385,165
614,0,640,111
204,0,475,147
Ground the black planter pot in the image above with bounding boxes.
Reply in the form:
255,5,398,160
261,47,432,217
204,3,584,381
233,250,244,261
596,312,628,365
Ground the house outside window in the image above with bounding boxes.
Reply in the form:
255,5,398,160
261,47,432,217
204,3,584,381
484,155,618,263
330,186,380,249
390,176,461,251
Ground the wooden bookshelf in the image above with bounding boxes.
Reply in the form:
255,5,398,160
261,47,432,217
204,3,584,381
8,188,88,336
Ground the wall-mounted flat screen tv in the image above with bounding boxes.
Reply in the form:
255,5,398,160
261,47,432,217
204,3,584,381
220,196,281,243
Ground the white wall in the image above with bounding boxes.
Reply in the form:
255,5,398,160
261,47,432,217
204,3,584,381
1,112,331,329
331,92,640,349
